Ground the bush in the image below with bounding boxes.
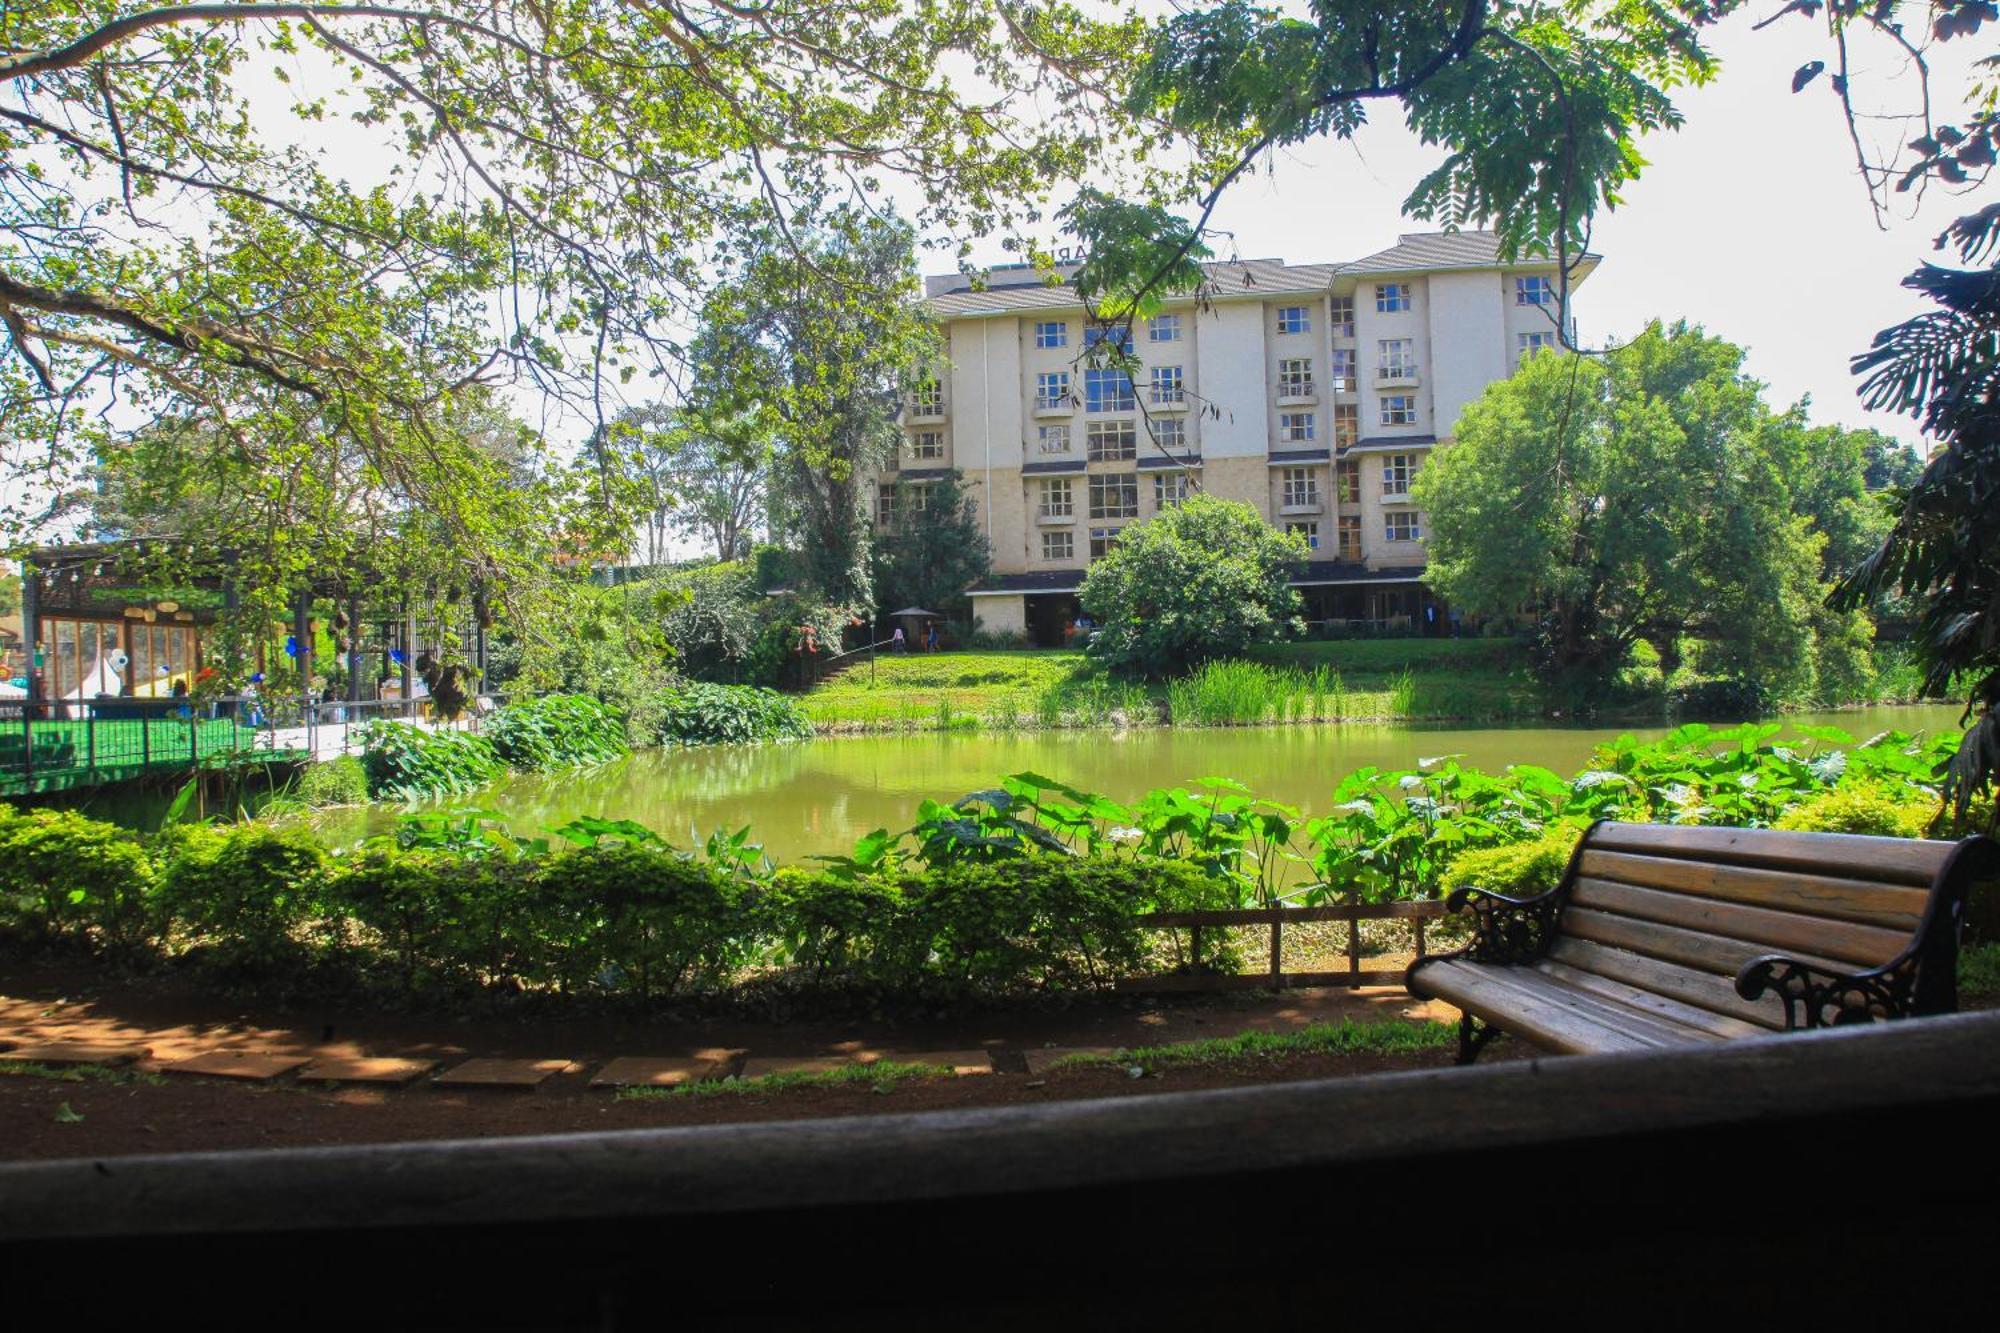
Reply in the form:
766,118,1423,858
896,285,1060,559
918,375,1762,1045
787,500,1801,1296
1774,785,1937,839
0,804,153,946
526,843,754,996
486,693,629,770
355,720,506,801
1079,495,1308,678
155,823,328,968
1666,676,1775,720
294,755,368,807
1444,828,1582,898
325,848,532,993
654,682,814,746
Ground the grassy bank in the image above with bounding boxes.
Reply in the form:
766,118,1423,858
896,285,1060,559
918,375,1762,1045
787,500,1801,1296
800,639,1942,735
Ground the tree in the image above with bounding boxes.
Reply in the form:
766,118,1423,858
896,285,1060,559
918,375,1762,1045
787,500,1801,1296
871,471,991,621
607,405,767,566
0,2,1144,601
690,208,938,610
1414,323,1856,697
1079,495,1306,677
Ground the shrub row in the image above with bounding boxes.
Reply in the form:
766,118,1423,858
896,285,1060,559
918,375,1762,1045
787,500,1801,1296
653,682,813,746
0,804,1222,1003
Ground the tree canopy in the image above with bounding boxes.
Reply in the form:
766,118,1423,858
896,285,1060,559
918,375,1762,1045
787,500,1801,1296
1079,495,1306,677
1414,323,1871,698
871,469,991,622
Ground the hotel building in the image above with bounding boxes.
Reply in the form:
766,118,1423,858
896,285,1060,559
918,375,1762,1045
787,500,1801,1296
877,230,1593,645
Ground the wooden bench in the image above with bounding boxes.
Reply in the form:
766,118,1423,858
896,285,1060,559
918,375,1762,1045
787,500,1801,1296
1406,821,1998,1064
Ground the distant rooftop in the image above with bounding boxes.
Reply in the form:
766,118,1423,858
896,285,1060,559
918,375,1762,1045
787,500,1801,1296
925,230,1597,318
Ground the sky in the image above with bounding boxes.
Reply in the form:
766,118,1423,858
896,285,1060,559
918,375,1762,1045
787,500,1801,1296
935,6,1980,443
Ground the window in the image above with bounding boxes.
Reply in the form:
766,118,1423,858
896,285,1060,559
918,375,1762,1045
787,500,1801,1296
1376,283,1410,312
1089,473,1139,519
1153,472,1193,507
1149,365,1184,404
1042,529,1075,561
1515,275,1553,306
1337,460,1360,504
1281,467,1319,509
910,431,945,460
1087,420,1136,461
1382,453,1417,497
1286,520,1321,550
1380,394,1417,426
912,379,943,415
1333,402,1359,448
1035,320,1069,349
1329,348,1355,392
1038,477,1073,519
1517,331,1556,360
1089,526,1122,559
875,488,897,526
1151,417,1187,453
1148,313,1183,343
128,622,196,697
1278,358,1313,396
906,482,934,517
1385,511,1422,542
1276,305,1310,335
1279,411,1315,443
1330,294,1355,337
1083,324,1134,355
1035,371,1071,411
42,617,118,702
1379,338,1415,378
1037,424,1071,454
1338,515,1363,560
1084,366,1135,413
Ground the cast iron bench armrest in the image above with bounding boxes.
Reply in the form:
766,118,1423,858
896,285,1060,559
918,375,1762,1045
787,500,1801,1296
1734,951,1925,1031
1439,883,1569,966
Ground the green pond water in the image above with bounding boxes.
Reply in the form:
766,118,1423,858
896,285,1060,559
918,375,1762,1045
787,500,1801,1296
302,704,1964,862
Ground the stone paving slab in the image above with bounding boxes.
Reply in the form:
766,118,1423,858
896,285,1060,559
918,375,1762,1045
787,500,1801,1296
860,1049,996,1075
589,1054,735,1089
162,1050,310,1081
298,1056,440,1086
433,1058,573,1089
0,1042,151,1068
738,1055,854,1080
1021,1046,1120,1076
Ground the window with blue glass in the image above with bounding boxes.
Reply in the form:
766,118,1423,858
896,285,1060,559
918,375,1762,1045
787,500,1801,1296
1035,320,1069,348
1083,324,1134,354
1084,366,1135,413
1276,305,1310,335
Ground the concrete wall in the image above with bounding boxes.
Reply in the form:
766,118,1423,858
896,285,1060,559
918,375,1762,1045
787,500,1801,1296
972,593,1026,638
1427,271,1509,437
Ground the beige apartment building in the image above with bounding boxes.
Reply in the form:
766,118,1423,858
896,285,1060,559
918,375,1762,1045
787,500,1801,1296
876,230,1594,646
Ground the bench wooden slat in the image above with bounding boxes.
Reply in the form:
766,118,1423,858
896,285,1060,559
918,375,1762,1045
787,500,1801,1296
1587,822,1952,887
1545,937,1789,1029
1560,904,1856,981
1409,960,1688,1056
1457,965,1729,1048
1576,849,1931,931
1569,876,1908,969
1531,959,1770,1041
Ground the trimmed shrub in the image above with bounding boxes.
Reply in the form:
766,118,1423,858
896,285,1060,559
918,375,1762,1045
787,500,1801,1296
294,755,369,807
1774,785,1937,839
0,804,154,946
486,693,629,770
155,822,328,968
355,720,506,801
654,682,813,746
525,843,754,997
326,848,533,993
1444,827,1583,898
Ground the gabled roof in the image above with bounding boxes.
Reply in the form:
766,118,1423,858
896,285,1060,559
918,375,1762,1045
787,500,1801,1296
1342,230,1599,279
926,257,1343,319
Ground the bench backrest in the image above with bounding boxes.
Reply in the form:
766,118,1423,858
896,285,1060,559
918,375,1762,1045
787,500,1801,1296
1552,822,1974,1031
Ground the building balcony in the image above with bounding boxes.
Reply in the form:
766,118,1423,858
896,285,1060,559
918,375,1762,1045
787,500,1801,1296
1276,386,1318,407
907,408,947,425
1147,394,1190,414
1382,485,1411,501
1037,511,1077,526
1280,500,1323,516
1375,368,1420,388
1033,399,1074,419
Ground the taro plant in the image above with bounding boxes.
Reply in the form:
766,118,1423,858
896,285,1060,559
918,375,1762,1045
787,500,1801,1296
486,693,629,770
354,721,506,802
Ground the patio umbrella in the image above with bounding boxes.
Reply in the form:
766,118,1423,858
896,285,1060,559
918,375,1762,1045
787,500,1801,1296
889,607,942,618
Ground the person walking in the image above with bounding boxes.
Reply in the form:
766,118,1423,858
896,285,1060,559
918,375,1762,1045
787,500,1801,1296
892,625,906,653
926,621,939,652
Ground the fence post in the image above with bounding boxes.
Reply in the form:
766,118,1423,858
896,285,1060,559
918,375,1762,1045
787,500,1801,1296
1268,916,1283,989
86,710,95,777
141,711,151,769
21,708,32,781
1346,892,1362,987
1414,914,1427,962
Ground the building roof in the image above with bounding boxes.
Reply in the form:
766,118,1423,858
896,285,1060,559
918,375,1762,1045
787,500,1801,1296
968,570,1086,596
1135,454,1202,471
924,231,1595,320
1268,448,1332,465
1292,560,1428,586
1021,459,1086,475
1348,435,1438,453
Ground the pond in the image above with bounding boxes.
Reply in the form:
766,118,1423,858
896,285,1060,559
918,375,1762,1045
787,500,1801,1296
304,703,1965,862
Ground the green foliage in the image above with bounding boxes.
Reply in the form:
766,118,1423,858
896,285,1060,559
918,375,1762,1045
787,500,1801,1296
1961,943,2000,1003
870,469,992,619
1059,1018,1454,1073
1416,323,1867,699
1445,829,1582,898
354,721,506,802
0,804,152,946
1080,495,1308,677
1774,785,1938,840
654,683,814,747
154,823,328,968
293,756,369,808
657,561,766,682
491,577,679,743
486,694,629,771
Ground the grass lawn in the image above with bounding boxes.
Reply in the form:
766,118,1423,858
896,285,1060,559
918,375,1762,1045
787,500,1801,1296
802,638,1544,732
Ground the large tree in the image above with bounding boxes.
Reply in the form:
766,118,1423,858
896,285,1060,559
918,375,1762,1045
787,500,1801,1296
605,404,767,566
1414,323,1858,695
688,208,936,610
871,469,991,621
0,2,1146,596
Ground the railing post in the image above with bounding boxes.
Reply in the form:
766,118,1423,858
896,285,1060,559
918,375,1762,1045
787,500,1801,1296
1346,892,1362,987
1414,913,1427,961
86,709,95,777
1268,915,1283,989
22,708,33,781
140,710,151,769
